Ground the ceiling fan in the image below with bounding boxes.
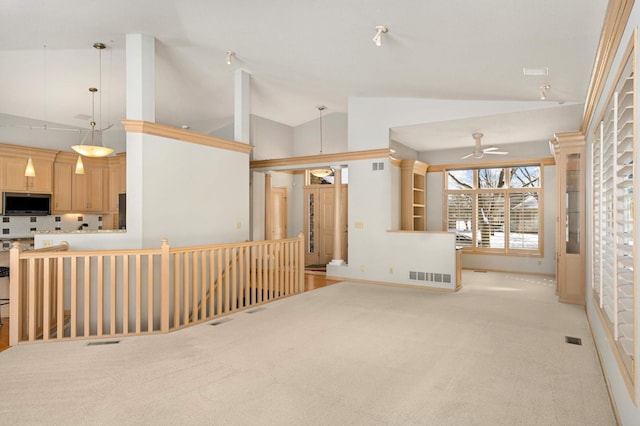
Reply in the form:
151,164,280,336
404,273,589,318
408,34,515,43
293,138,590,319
461,132,509,159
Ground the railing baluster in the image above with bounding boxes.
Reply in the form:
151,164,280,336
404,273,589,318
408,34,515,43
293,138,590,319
147,254,154,332
183,252,189,325
42,259,50,341
97,256,104,337
200,251,207,320
70,256,78,339
83,255,91,337
57,257,64,339
173,253,180,328
208,249,215,318
135,254,142,334
216,249,223,317
123,255,130,335
110,255,116,335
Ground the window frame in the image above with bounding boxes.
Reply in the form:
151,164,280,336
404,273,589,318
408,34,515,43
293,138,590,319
443,162,544,257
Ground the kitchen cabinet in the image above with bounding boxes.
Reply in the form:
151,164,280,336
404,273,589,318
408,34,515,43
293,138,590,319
72,159,106,212
107,153,126,213
53,161,73,213
1,152,54,194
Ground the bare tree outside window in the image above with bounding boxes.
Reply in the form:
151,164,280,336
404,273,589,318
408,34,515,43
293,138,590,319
445,165,542,254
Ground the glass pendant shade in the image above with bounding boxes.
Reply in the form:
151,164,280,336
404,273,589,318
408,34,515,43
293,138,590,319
71,144,114,157
24,156,36,177
311,168,332,177
75,155,85,175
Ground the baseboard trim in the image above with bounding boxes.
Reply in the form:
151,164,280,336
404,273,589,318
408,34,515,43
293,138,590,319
325,276,457,293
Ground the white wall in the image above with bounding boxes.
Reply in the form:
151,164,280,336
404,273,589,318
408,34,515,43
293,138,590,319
421,140,557,275
134,133,250,248
250,115,294,160
583,5,640,423
293,112,348,157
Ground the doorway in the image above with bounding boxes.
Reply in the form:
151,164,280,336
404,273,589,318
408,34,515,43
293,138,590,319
303,185,348,266
270,187,288,240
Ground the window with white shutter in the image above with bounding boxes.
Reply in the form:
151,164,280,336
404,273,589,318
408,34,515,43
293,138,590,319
444,164,542,255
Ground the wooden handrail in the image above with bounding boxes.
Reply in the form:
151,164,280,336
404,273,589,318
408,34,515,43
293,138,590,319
9,234,305,346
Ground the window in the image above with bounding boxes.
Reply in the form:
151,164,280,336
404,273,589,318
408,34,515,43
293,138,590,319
444,165,542,255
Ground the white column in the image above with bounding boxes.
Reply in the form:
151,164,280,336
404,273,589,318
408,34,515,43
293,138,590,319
234,69,251,143
125,34,155,121
329,166,345,265
264,172,272,240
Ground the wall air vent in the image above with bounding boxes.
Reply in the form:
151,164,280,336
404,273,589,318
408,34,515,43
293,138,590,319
408,271,452,284
372,162,384,171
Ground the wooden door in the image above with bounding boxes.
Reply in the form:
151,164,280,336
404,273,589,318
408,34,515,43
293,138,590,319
271,187,287,240
303,185,348,266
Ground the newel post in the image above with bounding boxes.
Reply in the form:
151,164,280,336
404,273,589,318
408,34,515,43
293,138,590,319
297,232,304,293
160,239,170,333
9,242,22,346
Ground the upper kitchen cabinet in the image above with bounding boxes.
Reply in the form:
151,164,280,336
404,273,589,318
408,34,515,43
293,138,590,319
72,156,107,212
0,144,56,193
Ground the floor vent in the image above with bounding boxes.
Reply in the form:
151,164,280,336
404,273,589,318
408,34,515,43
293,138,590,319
565,336,582,345
86,340,120,346
210,318,232,326
246,307,266,314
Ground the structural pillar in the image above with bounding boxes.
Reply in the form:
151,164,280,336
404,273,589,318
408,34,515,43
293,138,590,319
329,166,345,265
125,34,155,122
264,172,272,240
234,69,251,143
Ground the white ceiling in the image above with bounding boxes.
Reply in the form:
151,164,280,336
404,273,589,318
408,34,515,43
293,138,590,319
0,0,607,153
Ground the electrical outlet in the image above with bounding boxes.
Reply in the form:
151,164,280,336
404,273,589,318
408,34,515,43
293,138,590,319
236,221,242,229
360,264,365,272
355,222,364,229
42,240,53,248
389,267,394,274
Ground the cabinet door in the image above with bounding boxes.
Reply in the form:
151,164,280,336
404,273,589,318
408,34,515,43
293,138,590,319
53,162,73,212
108,163,121,213
2,157,53,193
2,158,29,191
88,167,105,212
28,158,53,193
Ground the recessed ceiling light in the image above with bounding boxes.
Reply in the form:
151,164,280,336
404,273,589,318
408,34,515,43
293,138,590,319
523,67,549,76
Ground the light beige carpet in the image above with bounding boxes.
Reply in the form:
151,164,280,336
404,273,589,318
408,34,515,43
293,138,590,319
0,271,615,425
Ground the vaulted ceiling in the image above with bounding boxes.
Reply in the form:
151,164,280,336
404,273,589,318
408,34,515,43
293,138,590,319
0,0,607,153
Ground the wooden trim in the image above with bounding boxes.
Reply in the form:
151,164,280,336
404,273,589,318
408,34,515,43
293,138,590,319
324,276,458,293
585,307,625,423
390,157,402,167
581,0,635,134
250,148,391,169
591,292,637,402
121,120,253,154
593,30,637,130
0,143,58,161
427,157,555,172
462,266,555,278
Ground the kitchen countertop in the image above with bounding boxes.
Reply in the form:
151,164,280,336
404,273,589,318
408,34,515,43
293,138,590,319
34,230,127,234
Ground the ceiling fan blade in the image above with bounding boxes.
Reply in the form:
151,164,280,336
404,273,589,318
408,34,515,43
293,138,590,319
483,147,499,152
461,153,474,159
485,151,509,155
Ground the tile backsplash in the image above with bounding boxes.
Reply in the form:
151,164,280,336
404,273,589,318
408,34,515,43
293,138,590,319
1,214,103,238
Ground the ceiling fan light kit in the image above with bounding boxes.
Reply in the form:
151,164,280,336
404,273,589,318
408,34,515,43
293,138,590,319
461,132,509,160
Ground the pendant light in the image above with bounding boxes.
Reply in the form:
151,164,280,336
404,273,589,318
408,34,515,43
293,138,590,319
310,106,332,178
74,131,85,175
71,42,113,158
75,155,85,175
24,127,36,177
